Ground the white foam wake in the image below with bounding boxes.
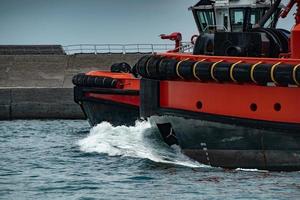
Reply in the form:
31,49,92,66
78,120,204,168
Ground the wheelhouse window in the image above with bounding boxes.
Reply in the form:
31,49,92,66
229,7,279,31
196,9,216,32
230,8,245,32
250,8,265,27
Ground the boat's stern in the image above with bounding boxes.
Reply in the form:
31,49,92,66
73,70,140,126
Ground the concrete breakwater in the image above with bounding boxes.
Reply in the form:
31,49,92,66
0,88,81,120
0,53,144,120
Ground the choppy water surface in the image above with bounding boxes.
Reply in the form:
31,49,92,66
0,120,299,200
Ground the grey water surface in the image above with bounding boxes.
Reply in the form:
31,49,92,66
0,120,299,200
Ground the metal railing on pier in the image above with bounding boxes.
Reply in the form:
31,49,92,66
63,43,193,55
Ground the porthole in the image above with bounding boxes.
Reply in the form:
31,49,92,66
196,101,203,110
250,103,257,112
274,103,281,111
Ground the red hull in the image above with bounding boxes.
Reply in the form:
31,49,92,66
160,81,300,124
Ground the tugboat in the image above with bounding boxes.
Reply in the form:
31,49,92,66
73,63,140,126
138,0,300,171
73,0,300,170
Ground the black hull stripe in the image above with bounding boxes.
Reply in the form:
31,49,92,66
79,86,139,95
81,96,139,109
157,107,300,134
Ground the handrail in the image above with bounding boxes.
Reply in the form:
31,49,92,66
62,43,193,55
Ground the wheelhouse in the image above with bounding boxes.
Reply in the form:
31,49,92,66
190,0,282,33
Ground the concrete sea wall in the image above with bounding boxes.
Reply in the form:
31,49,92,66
0,88,81,120
0,54,144,120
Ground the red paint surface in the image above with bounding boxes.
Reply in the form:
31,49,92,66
160,81,300,123
86,93,139,106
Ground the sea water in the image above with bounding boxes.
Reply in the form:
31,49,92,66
0,120,299,200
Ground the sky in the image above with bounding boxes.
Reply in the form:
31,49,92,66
0,0,296,45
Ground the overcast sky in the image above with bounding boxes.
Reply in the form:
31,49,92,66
0,0,295,45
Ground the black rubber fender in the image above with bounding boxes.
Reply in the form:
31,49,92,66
193,61,214,81
158,58,178,80
72,73,85,85
252,63,272,85
272,64,294,86
211,62,232,82
72,73,117,88
231,63,252,83
176,60,196,80
111,62,131,73
146,55,164,79
136,55,152,78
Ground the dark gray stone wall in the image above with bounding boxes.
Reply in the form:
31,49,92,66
0,54,144,119
0,53,144,88
0,88,84,119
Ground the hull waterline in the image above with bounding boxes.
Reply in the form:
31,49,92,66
81,100,139,127
74,86,140,126
151,114,300,171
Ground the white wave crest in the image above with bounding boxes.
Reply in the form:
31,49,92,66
78,120,204,168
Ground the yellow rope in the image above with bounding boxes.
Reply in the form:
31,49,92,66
293,64,300,86
145,57,152,77
250,61,262,84
230,61,242,83
210,60,223,82
192,59,206,80
270,62,281,85
176,59,188,80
